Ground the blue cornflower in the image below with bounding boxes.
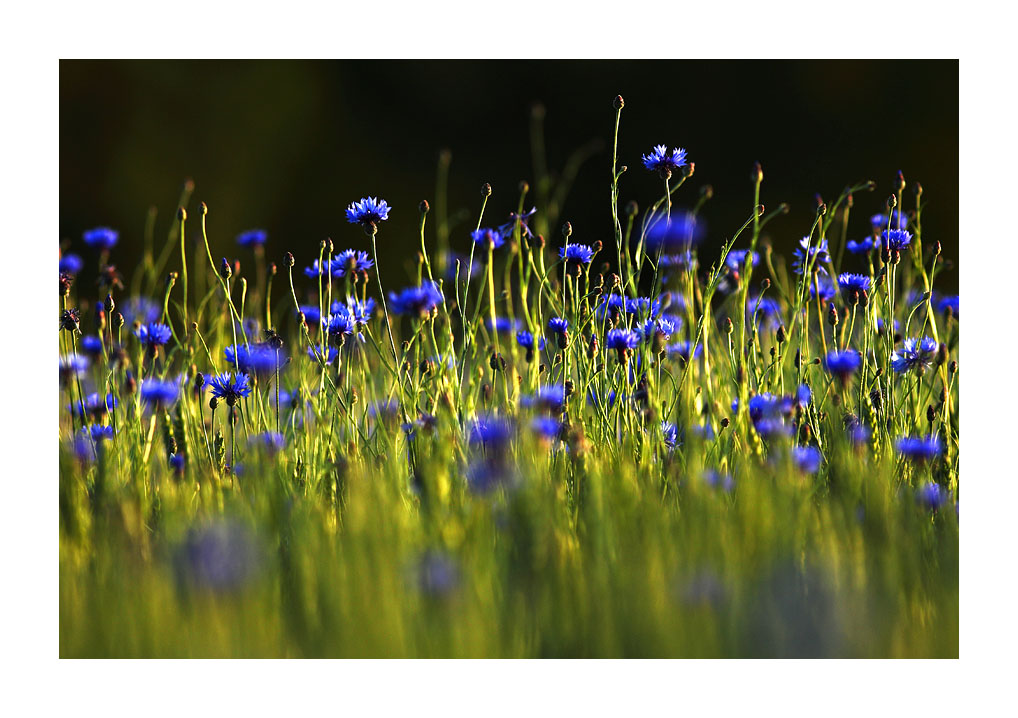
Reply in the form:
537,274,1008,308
207,372,253,406
327,313,356,343
642,144,688,178
792,446,822,474
606,328,640,359
334,249,374,277
871,210,908,231
120,297,162,325
331,296,376,328
169,453,185,474
891,336,938,374
846,237,876,255
522,385,565,413
304,259,336,279
896,435,943,462
224,343,287,374
659,251,697,271
625,295,662,318
595,293,628,322
938,295,959,318
298,304,323,326
469,415,514,452
644,212,705,251
516,330,546,352
486,316,520,333
182,520,260,592
308,345,339,365
847,421,871,445
661,421,680,449
531,416,564,442
471,227,505,250
345,196,391,229
725,249,758,273
838,273,871,300
83,227,119,251
235,229,267,248
72,392,118,419
792,236,830,275
367,399,401,420
498,207,538,239
135,322,173,348
59,253,83,275
639,317,676,344
882,229,913,251
80,335,103,356
748,296,783,330
810,276,837,302
666,341,702,363
140,379,179,407
916,482,946,510
548,317,569,336
560,243,596,267
59,354,90,381
89,424,115,442
388,281,444,317
825,349,862,379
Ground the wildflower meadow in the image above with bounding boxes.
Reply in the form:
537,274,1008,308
58,94,958,658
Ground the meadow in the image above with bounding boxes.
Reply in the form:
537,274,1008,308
58,95,958,658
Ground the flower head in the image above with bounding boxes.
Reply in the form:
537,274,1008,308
471,228,505,250
891,336,938,374
235,229,267,248
882,229,913,252
89,424,115,442
134,322,172,348
644,211,705,251
208,372,253,406
334,249,374,277
938,295,959,318
792,236,830,275
896,435,943,463
120,297,162,325
521,385,565,413
469,415,514,453
224,343,287,374
515,330,546,352
846,237,876,255
498,207,537,240
560,243,596,268
248,431,286,454
666,340,702,363
548,317,569,336
531,416,564,442
810,276,837,302
871,210,908,231
486,316,520,333
792,446,822,473
916,482,946,510
389,281,444,317
83,227,119,251
606,328,640,359
838,273,871,301
661,421,680,449
140,379,179,407
825,349,861,379
60,254,83,275
345,196,390,230
642,144,688,178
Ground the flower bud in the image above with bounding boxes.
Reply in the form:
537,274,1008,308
613,95,624,110
481,182,492,198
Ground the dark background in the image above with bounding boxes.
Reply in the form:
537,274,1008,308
59,60,958,291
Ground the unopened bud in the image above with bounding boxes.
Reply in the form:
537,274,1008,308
613,95,624,110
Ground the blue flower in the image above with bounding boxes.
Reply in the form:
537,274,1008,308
368,399,401,420
334,249,374,277
388,281,444,317
471,228,505,250
134,322,172,348
298,304,323,325
83,227,119,251
304,259,336,279
560,243,596,267
644,212,705,251
486,316,520,333
916,482,946,510
498,207,538,239
224,343,287,374
896,435,943,462
71,392,118,419
531,416,563,441
516,330,546,352
181,520,260,592
59,253,83,275
548,317,569,335
845,237,876,255
169,453,185,472
59,354,90,380
522,385,565,413
871,210,908,231
838,273,871,300
308,345,339,365
792,236,830,275
345,196,391,228
89,424,115,442
659,251,697,271
748,296,783,330
235,229,267,248
327,313,356,343
938,295,959,318
792,446,822,473
414,551,460,596
140,379,179,407
80,335,103,356
606,328,640,358
661,421,680,449
469,415,514,451
891,336,937,374
810,276,837,302
725,249,758,273
120,297,162,325
641,144,688,178
882,229,913,251
825,349,861,379
465,459,513,494
207,372,253,406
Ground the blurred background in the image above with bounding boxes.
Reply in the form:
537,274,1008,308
59,60,958,289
